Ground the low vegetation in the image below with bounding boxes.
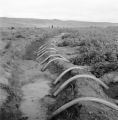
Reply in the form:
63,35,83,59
56,27,118,77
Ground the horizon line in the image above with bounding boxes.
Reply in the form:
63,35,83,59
0,16,118,24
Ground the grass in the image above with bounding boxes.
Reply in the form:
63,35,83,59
0,83,23,120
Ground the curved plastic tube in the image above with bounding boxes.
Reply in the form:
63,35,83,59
54,66,85,85
41,57,70,72
36,45,50,55
38,43,49,51
53,74,109,96
37,46,48,54
38,43,54,51
36,50,57,61
37,48,57,56
40,54,67,65
50,97,118,118
34,44,49,54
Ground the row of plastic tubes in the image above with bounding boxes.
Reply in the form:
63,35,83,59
34,43,118,119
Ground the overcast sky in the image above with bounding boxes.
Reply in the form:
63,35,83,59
0,0,118,22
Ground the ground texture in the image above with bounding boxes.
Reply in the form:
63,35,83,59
0,27,118,120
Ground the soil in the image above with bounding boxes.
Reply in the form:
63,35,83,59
0,28,118,120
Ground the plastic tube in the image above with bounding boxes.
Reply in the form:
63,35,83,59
50,97,118,118
41,57,70,72
41,54,67,65
36,51,57,61
53,74,109,96
54,66,85,84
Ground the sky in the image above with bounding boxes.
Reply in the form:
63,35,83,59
0,0,118,23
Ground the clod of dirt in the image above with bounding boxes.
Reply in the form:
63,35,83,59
102,72,118,100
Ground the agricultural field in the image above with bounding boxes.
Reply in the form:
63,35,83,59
0,25,118,120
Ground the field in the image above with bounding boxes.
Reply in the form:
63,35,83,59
0,19,118,120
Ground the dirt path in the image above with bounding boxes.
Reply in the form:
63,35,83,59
18,33,69,120
0,31,64,120
0,30,56,120
20,79,50,120
13,59,53,120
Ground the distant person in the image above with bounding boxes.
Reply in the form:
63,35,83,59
51,25,54,29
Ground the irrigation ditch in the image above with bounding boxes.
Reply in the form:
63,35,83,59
34,40,118,120
1,32,118,120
